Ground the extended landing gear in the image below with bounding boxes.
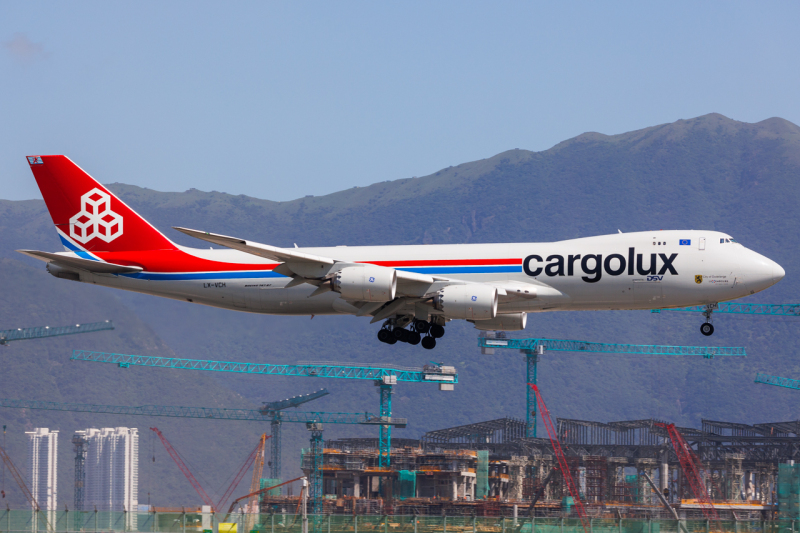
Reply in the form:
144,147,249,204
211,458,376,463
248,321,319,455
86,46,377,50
377,318,444,349
700,303,718,337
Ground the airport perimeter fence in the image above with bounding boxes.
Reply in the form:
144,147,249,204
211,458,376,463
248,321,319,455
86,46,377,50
0,510,797,533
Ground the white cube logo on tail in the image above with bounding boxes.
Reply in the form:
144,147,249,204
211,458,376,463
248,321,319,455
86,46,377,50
69,188,123,244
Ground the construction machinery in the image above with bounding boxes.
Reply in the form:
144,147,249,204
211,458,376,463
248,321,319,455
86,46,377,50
70,350,454,467
529,384,590,533
755,372,800,390
0,441,53,532
261,389,329,481
0,397,407,516
150,427,217,510
655,422,719,523
479,335,745,437
0,321,113,345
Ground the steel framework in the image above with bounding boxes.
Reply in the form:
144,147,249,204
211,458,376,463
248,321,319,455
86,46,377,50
70,350,448,465
755,372,800,390
653,303,800,316
422,417,526,445
0,321,113,345
478,336,744,437
0,398,403,426
72,351,457,383
71,434,88,514
261,389,329,482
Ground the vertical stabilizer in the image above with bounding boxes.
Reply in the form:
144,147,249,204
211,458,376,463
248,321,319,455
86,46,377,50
26,155,176,252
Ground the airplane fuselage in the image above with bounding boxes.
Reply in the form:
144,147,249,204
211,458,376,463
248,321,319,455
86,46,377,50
60,230,781,317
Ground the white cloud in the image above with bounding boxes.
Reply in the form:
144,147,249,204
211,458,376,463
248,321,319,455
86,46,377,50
3,33,48,64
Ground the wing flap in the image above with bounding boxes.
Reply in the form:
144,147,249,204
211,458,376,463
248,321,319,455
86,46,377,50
17,250,143,274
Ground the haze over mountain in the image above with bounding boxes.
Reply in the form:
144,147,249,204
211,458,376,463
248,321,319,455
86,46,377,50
1,113,799,508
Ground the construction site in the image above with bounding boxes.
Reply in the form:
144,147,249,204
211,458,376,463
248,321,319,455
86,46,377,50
4,307,800,533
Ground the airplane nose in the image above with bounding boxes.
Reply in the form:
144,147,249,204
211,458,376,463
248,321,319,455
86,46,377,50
774,262,786,284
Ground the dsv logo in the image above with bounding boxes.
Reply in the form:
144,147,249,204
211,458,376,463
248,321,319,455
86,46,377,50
523,248,678,284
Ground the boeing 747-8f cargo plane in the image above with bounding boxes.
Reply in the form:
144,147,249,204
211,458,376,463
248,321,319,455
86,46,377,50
19,156,785,349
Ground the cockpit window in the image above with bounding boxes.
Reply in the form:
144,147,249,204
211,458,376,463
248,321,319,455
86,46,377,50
720,238,725,243
720,238,736,244
730,238,738,243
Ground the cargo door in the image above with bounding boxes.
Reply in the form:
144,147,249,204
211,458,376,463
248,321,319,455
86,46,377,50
633,279,664,306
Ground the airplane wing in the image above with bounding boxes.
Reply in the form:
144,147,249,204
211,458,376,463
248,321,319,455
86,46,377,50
17,250,143,274
173,227,335,265
174,226,447,290
173,227,544,323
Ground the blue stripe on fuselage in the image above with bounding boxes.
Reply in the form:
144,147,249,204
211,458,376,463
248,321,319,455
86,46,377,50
399,266,522,275
58,235,99,261
119,265,522,281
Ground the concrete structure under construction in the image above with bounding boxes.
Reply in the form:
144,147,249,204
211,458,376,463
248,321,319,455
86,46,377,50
26,428,58,512
80,427,139,529
274,416,800,518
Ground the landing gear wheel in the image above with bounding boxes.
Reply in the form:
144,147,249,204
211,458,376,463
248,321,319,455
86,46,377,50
393,328,409,342
430,324,445,339
377,329,392,343
414,320,430,334
700,323,715,336
408,331,421,345
386,336,397,345
421,336,436,350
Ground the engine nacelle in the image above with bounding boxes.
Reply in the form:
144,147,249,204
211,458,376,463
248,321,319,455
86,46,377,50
433,284,498,320
471,313,527,331
46,263,81,282
333,266,396,302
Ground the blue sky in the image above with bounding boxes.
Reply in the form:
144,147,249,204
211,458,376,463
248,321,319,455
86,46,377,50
1,2,798,201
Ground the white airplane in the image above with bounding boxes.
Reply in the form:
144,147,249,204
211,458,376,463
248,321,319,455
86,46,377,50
19,156,785,349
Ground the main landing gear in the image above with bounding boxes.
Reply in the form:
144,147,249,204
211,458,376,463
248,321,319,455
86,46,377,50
700,303,718,337
377,318,445,349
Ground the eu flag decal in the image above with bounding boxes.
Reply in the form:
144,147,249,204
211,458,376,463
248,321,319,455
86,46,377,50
679,239,691,246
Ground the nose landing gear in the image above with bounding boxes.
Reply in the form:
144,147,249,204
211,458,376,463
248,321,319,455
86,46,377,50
700,303,718,336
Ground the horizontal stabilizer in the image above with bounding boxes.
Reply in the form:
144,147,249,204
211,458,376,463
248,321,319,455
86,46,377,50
17,250,143,274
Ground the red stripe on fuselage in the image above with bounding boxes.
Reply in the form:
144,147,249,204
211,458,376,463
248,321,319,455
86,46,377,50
94,250,278,272
365,258,522,268
91,249,522,273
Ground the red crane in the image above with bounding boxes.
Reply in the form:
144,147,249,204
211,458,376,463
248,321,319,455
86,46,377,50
215,438,264,512
529,384,590,533
150,427,217,510
655,422,719,522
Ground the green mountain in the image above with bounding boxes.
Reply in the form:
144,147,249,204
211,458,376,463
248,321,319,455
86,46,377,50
1,113,799,508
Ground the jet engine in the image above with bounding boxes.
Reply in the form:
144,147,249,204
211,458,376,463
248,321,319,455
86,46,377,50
332,266,396,302
46,262,81,282
434,284,498,320
470,312,527,331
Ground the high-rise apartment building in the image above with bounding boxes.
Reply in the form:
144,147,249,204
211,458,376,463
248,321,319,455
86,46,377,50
26,428,58,512
80,427,138,529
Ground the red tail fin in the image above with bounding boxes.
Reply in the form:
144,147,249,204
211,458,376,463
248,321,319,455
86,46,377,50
27,155,176,252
